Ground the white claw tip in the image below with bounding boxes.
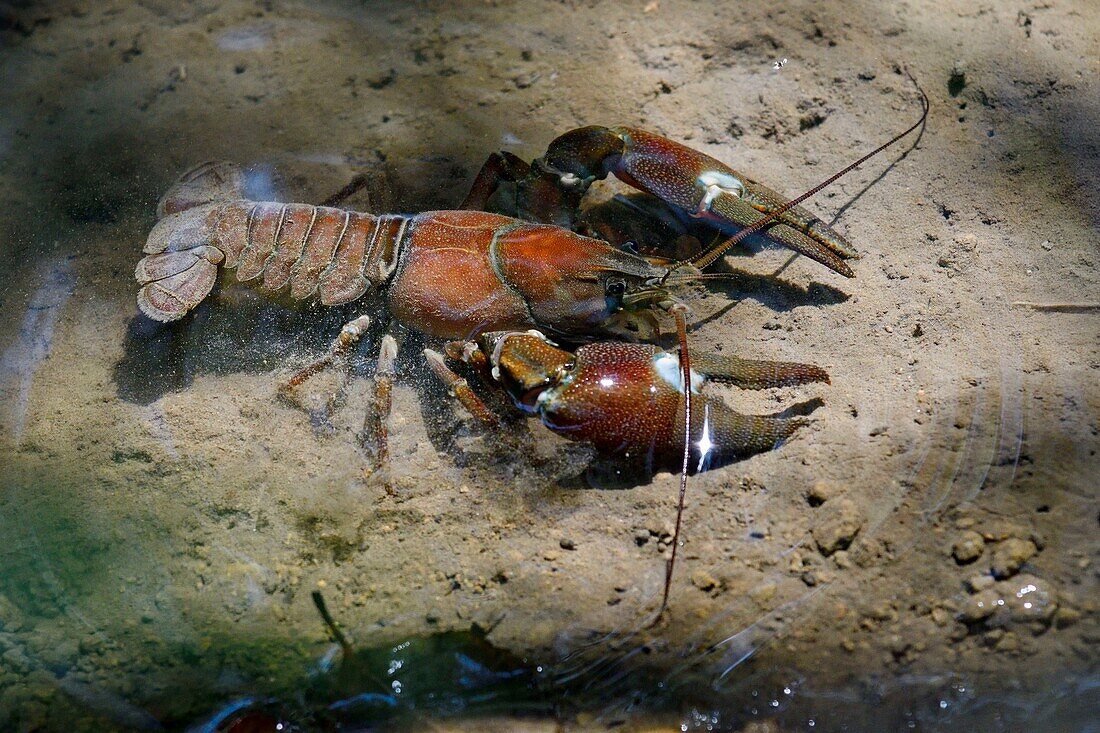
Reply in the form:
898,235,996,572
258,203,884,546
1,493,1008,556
695,171,746,216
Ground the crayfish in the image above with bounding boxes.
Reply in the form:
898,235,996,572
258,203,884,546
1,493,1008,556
134,81,927,616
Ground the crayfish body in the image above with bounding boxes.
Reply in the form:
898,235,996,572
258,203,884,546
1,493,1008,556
136,88,928,476
136,161,679,342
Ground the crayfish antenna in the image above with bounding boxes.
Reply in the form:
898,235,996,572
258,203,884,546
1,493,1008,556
647,303,693,628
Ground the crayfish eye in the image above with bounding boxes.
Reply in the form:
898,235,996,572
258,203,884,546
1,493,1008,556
605,279,627,298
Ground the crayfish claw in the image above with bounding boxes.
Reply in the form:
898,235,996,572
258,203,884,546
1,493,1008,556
706,192,855,277
700,404,812,467
586,126,858,276
738,179,858,259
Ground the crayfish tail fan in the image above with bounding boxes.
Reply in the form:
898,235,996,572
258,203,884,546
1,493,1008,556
136,201,231,321
136,244,223,322
137,162,249,321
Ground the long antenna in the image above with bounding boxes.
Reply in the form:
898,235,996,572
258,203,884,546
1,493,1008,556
692,73,929,270
651,304,693,624
645,77,928,624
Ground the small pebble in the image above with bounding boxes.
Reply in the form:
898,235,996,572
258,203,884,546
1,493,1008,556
751,583,777,604
958,589,1000,624
513,71,540,89
951,531,985,564
954,233,978,250
1005,574,1056,624
691,570,718,591
806,480,838,506
990,537,1037,579
1040,240,1053,251
1055,606,1081,629
812,498,865,556
966,574,995,593
995,632,1019,653
559,538,576,551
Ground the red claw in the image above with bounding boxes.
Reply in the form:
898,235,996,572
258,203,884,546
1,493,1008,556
533,125,861,277
478,332,825,474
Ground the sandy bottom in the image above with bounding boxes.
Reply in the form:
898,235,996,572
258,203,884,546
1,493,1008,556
0,0,1096,730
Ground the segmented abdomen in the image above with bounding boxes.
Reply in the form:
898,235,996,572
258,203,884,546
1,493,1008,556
210,202,408,306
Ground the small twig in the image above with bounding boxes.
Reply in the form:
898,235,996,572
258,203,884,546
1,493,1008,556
321,173,371,209
312,590,354,658
1012,301,1100,313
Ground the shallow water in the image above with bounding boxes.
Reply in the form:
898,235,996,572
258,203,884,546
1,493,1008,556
0,1,1097,731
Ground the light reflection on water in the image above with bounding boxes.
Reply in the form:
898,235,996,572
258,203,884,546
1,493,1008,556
0,257,75,441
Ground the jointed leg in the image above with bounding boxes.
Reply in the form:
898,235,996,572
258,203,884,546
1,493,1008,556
279,315,372,414
361,334,398,493
460,151,531,210
321,173,372,209
424,348,500,428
